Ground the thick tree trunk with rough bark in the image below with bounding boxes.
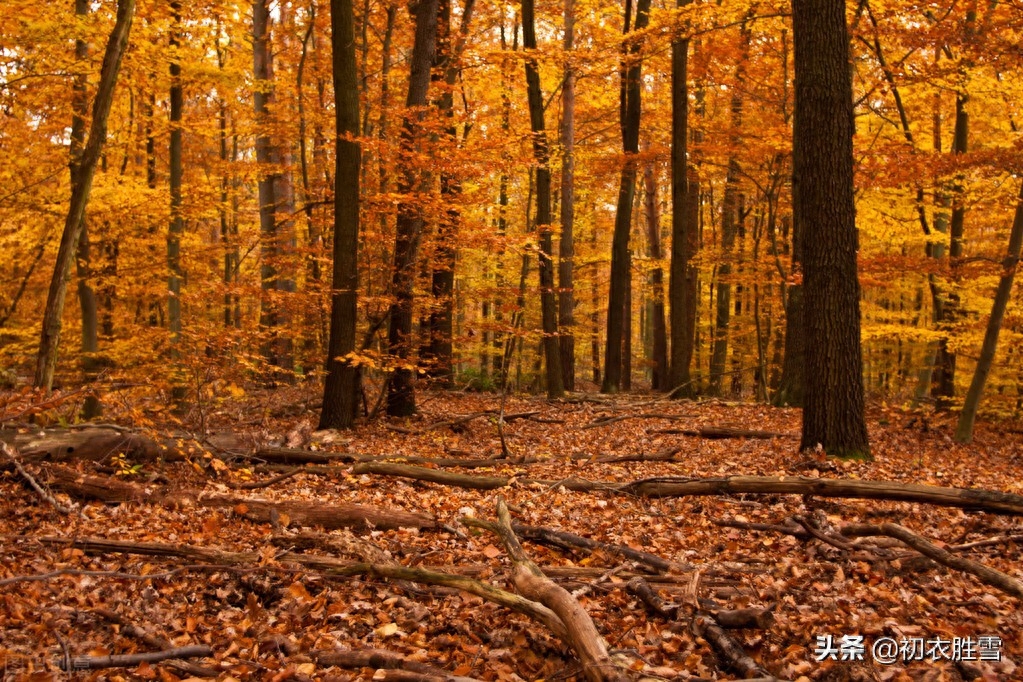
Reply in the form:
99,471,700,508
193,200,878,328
35,0,134,392
792,0,870,457
319,0,362,429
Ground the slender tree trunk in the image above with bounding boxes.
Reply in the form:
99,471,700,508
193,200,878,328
35,0,134,392
168,0,185,403
319,0,362,429
772,27,804,408
643,155,667,390
558,0,576,391
521,0,564,399
603,0,650,393
709,22,750,396
955,180,1023,442
426,0,474,388
792,0,870,457
71,0,101,418
934,94,968,407
668,2,696,398
386,0,440,416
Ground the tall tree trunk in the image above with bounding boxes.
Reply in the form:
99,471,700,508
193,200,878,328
772,28,802,407
35,0,134,392
71,0,101,418
253,0,294,379
558,0,576,391
386,0,440,416
933,94,968,407
955,180,1023,443
792,0,870,458
709,22,750,396
319,0,362,429
668,0,696,398
603,0,650,393
168,0,185,403
643,155,667,390
426,0,474,388
521,0,564,399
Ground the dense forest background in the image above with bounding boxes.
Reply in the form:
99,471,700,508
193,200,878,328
1,0,1022,429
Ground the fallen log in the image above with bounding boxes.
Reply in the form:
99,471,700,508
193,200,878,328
650,426,796,439
622,475,1023,515
37,464,438,531
3,426,180,463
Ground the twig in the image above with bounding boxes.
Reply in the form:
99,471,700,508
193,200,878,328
226,467,301,490
57,645,213,671
1,441,74,513
841,522,1023,600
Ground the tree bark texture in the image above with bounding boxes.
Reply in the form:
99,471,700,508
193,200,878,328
558,0,576,391
319,0,362,429
71,0,101,419
603,0,650,394
521,0,564,399
643,156,667,391
955,179,1023,443
35,0,135,392
709,22,749,397
792,0,870,457
386,0,440,416
668,7,696,397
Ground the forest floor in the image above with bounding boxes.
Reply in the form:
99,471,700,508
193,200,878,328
1,386,1022,682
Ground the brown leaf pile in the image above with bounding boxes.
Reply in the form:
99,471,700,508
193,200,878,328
1,390,1021,681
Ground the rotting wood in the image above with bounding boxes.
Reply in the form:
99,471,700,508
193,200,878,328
841,522,1023,599
36,463,438,530
650,426,796,439
2,426,182,463
241,464,1023,518
490,499,630,682
622,475,1023,515
55,645,213,671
